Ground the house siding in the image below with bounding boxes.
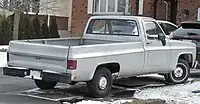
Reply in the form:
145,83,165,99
39,0,70,17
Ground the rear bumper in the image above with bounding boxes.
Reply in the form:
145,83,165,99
3,67,71,83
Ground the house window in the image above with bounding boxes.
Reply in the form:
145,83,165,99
92,0,130,14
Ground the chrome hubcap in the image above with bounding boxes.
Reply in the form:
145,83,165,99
174,67,184,78
99,76,108,90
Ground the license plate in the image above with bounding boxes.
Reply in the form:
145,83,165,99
30,70,42,80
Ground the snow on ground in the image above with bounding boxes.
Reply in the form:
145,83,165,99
134,80,200,104
0,45,8,67
63,100,133,104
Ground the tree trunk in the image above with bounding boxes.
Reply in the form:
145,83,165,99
13,10,20,40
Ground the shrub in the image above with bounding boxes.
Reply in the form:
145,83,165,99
0,15,13,45
49,16,60,38
42,16,50,38
32,14,43,39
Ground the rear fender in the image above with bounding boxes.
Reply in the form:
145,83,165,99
89,61,120,81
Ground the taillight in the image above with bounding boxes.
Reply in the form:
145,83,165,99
67,60,77,70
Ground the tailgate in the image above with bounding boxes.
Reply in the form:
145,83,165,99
7,41,69,73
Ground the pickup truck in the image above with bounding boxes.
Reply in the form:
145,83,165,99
3,16,196,98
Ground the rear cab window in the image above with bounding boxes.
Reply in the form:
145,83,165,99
86,19,139,36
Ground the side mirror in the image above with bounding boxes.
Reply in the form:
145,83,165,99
158,34,166,46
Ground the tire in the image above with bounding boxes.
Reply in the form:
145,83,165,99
165,59,190,84
35,80,57,90
87,67,113,98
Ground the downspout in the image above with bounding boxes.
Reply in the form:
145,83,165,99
47,14,50,27
138,0,144,15
162,1,168,20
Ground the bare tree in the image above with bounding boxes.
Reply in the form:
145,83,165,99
0,0,58,40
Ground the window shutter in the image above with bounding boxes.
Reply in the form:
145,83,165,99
88,0,94,14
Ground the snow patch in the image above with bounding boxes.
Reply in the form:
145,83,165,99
75,100,105,104
134,81,200,104
63,100,133,104
0,45,8,67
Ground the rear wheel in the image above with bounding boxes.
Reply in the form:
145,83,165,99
35,80,57,90
165,59,189,84
87,67,112,98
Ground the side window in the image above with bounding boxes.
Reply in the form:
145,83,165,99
110,20,139,36
87,20,109,34
162,23,178,35
144,22,165,39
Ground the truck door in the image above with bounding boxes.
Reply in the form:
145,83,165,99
143,21,171,73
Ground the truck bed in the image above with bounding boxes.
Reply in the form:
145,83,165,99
7,37,127,73
26,37,122,46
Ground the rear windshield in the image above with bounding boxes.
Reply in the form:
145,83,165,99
86,19,139,36
181,23,200,29
173,25,200,36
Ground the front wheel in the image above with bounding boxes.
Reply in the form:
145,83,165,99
35,80,57,90
87,67,112,98
165,59,190,84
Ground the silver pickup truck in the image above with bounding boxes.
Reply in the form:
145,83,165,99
3,16,196,98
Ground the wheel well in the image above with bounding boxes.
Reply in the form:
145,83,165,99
179,54,193,68
96,63,120,74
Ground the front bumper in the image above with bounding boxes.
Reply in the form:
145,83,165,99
3,67,71,83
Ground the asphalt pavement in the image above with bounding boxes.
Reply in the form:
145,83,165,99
0,67,161,104
0,68,60,104
0,66,200,104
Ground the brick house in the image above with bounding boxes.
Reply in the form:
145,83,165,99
69,0,200,36
1,0,199,37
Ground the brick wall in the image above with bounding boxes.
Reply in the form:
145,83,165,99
176,0,200,24
71,0,139,36
130,0,137,15
156,0,167,20
143,0,154,17
71,0,91,36
70,0,200,36
142,0,200,24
